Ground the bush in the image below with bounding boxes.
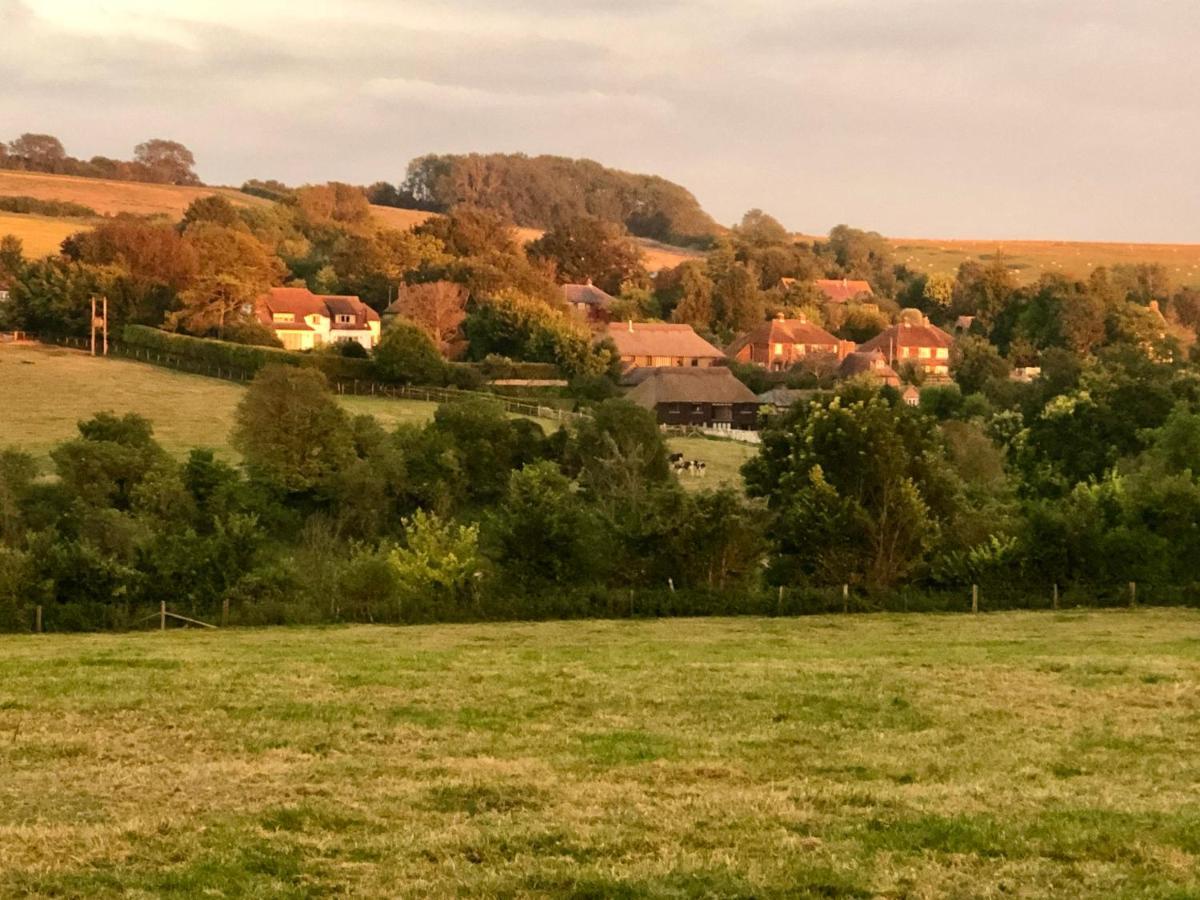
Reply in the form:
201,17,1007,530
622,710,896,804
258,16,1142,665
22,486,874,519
121,325,376,380
374,320,447,385
0,195,97,217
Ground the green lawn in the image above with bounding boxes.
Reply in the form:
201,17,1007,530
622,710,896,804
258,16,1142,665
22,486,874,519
0,343,439,459
1,343,756,490
1,610,1197,897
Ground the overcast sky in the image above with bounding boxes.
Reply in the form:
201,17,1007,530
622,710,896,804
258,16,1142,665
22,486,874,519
3,0,1198,241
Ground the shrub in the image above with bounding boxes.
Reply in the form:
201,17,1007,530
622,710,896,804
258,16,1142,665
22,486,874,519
374,321,447,385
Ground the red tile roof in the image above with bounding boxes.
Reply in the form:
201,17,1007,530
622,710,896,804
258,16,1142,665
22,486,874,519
257,286,378,327
815,279,873,303
727,317,840,357
857,321,954,354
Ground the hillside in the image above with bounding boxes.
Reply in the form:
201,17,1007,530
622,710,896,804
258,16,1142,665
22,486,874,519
892,236,1200,287
0,343,749,487
0,170,701,271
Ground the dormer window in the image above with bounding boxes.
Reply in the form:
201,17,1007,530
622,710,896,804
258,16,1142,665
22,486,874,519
273,312,294,323
336,314,354,325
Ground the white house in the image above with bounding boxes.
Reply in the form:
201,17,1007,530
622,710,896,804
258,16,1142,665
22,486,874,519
256,287,381,351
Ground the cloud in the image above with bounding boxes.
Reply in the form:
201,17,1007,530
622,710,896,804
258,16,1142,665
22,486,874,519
1,0,1198,240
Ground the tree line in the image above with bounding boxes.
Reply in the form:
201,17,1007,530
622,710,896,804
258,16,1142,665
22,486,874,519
0,133,200,185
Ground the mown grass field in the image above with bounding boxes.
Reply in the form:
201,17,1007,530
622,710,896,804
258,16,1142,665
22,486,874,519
0,343,746,489
0,211,82,257
0,610,1196,897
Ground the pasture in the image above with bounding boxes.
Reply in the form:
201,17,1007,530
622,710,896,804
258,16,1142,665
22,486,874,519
890,237,1200,287
0,344,746,489
0,211,81,257
0,609,1196,896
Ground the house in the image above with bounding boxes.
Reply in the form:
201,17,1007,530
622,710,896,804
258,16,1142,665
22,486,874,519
901,385,921,407
855,317,953,379
626,367,761,429
726,313,853,370
563,280,616,326
815,278,873,304
837,349,901,387
1010,366,1042,383
602,322,726,373
256,286,381,352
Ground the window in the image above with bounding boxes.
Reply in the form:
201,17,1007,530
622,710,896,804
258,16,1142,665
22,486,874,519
919,347,931,358
336,314,353,325
936,347,949,359
272,312,294,323
774,342,784,356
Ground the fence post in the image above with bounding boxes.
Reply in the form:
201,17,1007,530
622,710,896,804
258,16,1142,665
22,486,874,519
1052,582,1059,610
222,598,230,627
1129,581,1137,608
667,578,675,593
971,584,979,614
842,583,849,614
160,601,166,631
35,605,42,634
777,585,784,616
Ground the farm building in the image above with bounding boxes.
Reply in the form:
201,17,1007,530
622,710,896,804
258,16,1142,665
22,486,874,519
256,287,381,352
856,317,953,380
757,387,811,410
838,349,901,386
626,367,760,429
726,313,852,370
815,278,874,304
563,280,615,327
602,322,725,373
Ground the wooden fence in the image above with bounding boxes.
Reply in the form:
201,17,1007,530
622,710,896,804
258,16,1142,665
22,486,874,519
37,335,590,426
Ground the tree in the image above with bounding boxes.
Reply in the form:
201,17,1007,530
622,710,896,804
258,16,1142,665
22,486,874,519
182,195,242,230
374,320,447,385
133,139,199,185
389,510,484,614
171,223,281,336
7,257,100,335
952,335,1010,394
568,399,671,502
733,209,789,248
51,413,169,511
527,215,646,294
952,256,1015,329
231,367,355,492
745,394,961,590
8,133,66,168
823,225,896,296
923,272,954,310
389,281,467,355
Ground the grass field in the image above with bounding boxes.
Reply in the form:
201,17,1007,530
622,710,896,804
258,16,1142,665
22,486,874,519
890,237,1200,288
0,211,82,256
0,344,747,489
0,609,1196,896
0,343,439,459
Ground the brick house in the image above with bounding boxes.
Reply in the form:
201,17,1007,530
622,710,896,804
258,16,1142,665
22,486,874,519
855,318,953,380
726,313,853,370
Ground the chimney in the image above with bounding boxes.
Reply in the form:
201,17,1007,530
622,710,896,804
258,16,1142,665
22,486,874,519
628,319,634,332
923,315,930,326
775,311,785,321
842,278,847,288
797,312,807,324
585,277,592,286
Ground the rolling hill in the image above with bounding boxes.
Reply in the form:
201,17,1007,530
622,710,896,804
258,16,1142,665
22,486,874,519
0,171,701,271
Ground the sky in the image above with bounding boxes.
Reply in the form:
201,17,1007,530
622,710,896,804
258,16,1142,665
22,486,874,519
2,0,1199,241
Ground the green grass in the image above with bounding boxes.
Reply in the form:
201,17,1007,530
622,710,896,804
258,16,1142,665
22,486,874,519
1,343,755,490
0,609,1197,896
0,343,438,460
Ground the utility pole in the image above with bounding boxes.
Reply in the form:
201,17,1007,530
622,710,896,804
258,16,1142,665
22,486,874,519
102,295,109,355
90,295,97,356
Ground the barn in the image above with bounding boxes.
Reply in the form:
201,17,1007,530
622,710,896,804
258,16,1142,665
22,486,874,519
626,367,761,429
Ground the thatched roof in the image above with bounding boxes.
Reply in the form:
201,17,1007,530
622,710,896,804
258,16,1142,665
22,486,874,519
563,281,616,307
626,367,759,407
603,323,725,360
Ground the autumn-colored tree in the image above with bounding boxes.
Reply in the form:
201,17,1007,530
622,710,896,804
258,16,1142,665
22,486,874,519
526,215,646,294
133,139,199,185
7,133,66,168
170,224,282,336
389,281,468,355
293,183,372,229
182,195,243,230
